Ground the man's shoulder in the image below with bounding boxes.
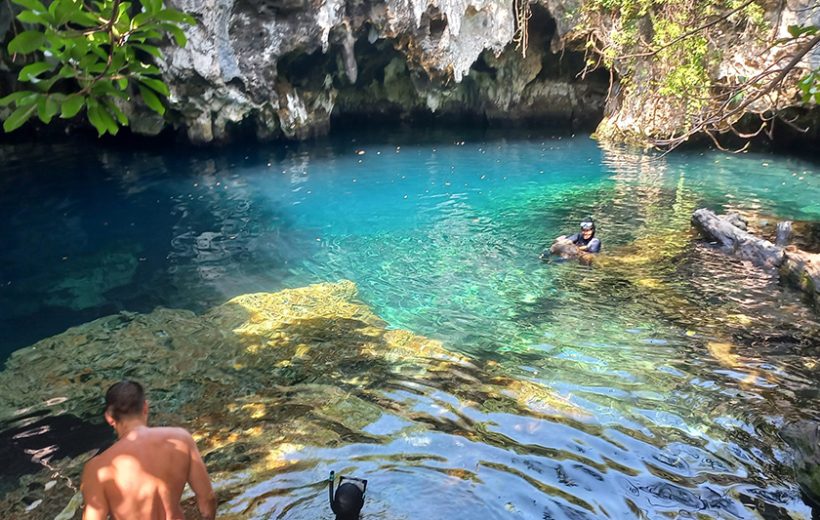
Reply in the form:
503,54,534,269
149,426,195,440
82,450,111,480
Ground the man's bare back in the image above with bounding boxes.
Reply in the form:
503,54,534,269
81,381,215,520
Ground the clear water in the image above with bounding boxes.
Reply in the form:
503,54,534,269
1,131,819,519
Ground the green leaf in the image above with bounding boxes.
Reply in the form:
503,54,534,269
8,31,47,54
91,80,120,96
90,45,108,61
54,0,83,25
131,62,160,75
142,0,161,15
11,0,47,12
138,83,165,115
105,100,129,126
32,74,60,92
132,12,148,28
133,43,163,59
162,23,187,47
788,25,818,38
139,77,170,96
18,61,55,81
91,81,129,100
157,8,196,25
16,92,40,106
68,9,98,26
114,9,131,36
3,103,38,132
36,95,59,123
16,10,48,24
58,65,75,78
86,101,118,136
60,95,85,118
0,90,35,107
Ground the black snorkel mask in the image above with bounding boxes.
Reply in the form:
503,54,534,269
328,470,367,520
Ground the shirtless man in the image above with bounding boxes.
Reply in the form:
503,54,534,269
81,380,216,520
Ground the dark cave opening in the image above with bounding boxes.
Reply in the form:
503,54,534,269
427,9,449,41
276,47,334,90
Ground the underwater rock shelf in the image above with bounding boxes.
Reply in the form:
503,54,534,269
0,280,585,519
691,208,820,306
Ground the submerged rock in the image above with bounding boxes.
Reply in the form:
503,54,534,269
781,247,820,305
781,421,820,509
0,280,585,519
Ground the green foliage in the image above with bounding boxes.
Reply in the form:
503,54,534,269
784,25,819,105
799,68,820,105
787,24,818,39
652,17,711,108
578,0,819,146
1,0,195,136
586,0,657,18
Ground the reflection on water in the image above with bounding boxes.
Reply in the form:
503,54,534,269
0,133,818,519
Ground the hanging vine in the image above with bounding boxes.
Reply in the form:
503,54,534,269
512,0,532,58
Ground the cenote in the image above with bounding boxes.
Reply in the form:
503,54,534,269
1,131,819,519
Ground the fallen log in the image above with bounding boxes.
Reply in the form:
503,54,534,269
691,208,820,306
691,208,784,268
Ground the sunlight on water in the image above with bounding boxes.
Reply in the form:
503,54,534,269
0,133,818,519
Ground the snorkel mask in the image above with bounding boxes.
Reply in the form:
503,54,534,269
328,471,367,520
580,219,595,232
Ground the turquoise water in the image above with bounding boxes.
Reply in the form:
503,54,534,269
1,132,819,518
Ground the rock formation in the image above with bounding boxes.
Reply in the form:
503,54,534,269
149,0,819,144
128,0,611,142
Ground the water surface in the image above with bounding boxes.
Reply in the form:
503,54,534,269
0,132,818,519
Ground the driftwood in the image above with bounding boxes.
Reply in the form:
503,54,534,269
692,208,820,305
691,208,784,268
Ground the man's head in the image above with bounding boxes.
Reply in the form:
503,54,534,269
104,380,147,426
580,219,596,239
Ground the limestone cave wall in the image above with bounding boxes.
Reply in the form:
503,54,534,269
143,0,608,143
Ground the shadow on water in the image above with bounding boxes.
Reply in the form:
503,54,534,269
0,143,316,359
0,413,111,495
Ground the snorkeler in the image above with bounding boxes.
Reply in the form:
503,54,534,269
329,471,367,520
540,218,601,262
562,218,601,253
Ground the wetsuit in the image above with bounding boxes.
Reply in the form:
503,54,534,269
566,233,601,253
